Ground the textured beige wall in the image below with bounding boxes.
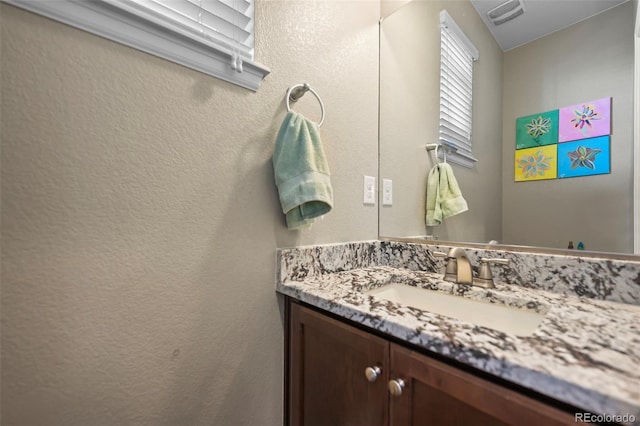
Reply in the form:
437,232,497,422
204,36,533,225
0,1,379,425
380,0,412,18
502,3,634,253
379,0,503,241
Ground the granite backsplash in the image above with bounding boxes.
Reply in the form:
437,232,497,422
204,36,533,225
278,240,640,305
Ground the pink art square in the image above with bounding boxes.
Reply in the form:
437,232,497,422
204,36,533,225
558,97,611,143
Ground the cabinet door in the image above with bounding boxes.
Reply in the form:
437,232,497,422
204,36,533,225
388,344,575,426
289,303,388,426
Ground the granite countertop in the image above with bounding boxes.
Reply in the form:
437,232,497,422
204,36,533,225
277,265,640,424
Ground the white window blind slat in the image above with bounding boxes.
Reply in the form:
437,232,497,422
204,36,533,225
439,102,471,127
439,135,468,149
439,128,471,148
441,68,472,91
216,0,250,12
120,0,253,58
438,136,474,160
440,71,473,94
439,85,472,112
439,116,470,138
187,0,251,23
3,0,269,91
440,105,471,127
443,36,473,63
441,73,472,97
439,10,478,168
441,44,473,79
185,0,253,44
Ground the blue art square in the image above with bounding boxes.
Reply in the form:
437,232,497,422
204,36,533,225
557,136,610,179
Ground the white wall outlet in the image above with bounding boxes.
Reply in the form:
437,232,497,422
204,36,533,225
363,175,376,205
382,179,393,206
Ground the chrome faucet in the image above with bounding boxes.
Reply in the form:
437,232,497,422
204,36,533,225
446,247,473,285
433,248,510,288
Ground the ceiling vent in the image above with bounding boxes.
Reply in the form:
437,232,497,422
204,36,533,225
487,0,525,26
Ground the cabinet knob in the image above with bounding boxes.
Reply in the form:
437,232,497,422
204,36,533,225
365,366,381,382
388,378,405,396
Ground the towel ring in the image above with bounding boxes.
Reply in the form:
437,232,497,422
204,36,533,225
437,144,447,163
425,143,447,164
286,83,325,127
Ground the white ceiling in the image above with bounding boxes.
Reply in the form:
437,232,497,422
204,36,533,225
470,0,630,51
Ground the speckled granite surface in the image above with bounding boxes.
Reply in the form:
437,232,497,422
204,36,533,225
382,241,640,305
276,241,640,424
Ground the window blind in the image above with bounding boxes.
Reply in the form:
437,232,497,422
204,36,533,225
439,10,478,168
3,0,269,91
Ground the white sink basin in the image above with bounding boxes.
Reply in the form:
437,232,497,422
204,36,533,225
366,283,545,337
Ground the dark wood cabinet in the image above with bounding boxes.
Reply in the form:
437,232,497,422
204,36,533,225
289,300,388,426
388,343,574,426
287,300,576,426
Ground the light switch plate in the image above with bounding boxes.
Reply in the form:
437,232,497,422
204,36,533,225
382,179,393,206
363,175,376,205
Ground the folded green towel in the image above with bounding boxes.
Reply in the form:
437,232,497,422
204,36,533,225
273,111,333,229
426,163,468,226
426,165,442,226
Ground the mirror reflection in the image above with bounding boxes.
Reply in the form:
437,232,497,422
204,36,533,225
379,0,637,254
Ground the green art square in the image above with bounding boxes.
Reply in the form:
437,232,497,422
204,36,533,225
515,110,559,150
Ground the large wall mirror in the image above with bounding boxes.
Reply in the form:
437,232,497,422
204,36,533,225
379,0,640,255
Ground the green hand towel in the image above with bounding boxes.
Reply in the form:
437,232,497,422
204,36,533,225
273,111,333,230
426,163,468,226
439,163,468,219
426,164,443,226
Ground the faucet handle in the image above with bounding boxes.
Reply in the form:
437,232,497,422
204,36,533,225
474,258,510,288
432,251,457,282
480,257,510,266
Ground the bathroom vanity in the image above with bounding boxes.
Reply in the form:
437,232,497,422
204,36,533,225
277,241,640,425
287,301,574,425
